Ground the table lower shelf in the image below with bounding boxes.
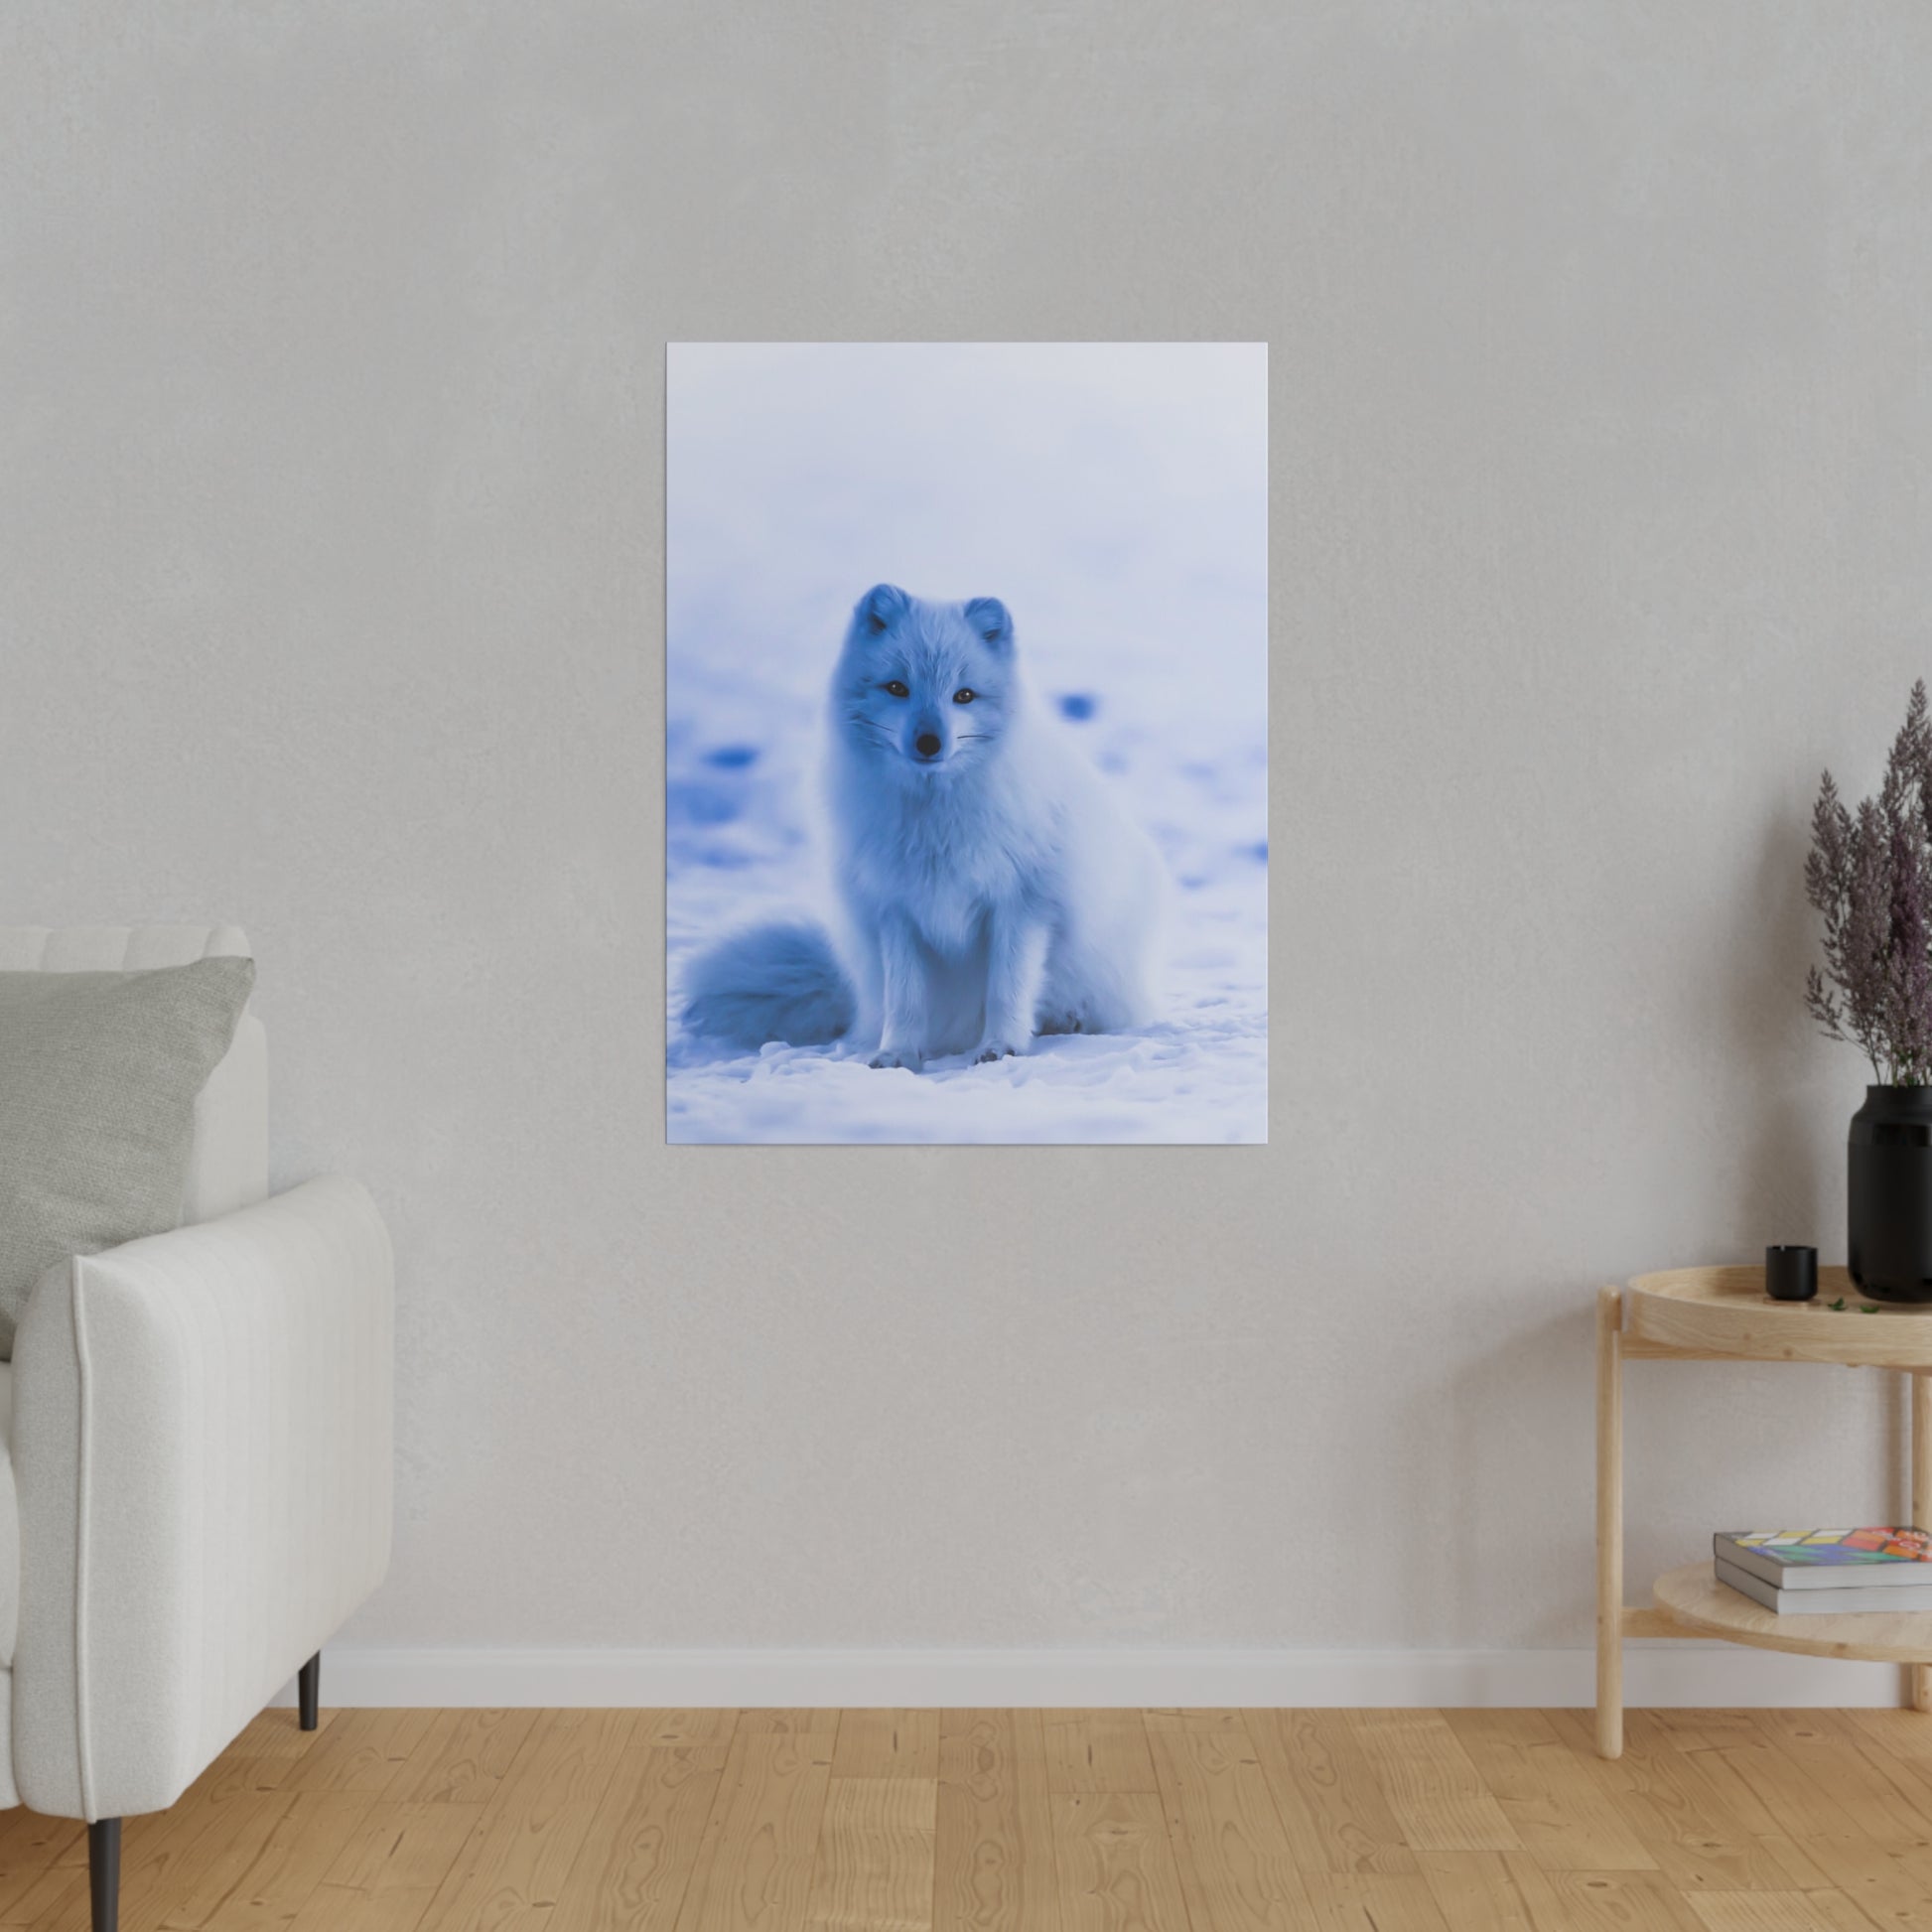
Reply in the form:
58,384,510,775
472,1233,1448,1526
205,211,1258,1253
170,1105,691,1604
1648,1562,1932,1664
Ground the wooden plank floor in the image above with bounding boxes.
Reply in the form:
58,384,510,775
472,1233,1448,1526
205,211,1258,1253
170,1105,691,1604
6,1707,1932,1928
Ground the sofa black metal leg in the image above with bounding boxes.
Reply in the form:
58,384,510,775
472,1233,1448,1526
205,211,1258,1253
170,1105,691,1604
298,1651,321,1731
89,1818,120,1932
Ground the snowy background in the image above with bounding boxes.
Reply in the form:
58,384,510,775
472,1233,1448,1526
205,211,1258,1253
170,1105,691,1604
666,343,1268,1143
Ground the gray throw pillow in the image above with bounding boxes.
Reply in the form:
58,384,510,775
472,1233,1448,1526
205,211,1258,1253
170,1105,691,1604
0,956,256,1356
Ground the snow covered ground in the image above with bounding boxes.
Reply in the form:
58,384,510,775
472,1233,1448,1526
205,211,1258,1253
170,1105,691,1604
666,344,1268,1144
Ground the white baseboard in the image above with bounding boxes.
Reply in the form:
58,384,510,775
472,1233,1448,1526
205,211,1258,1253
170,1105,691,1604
273,1643,1914,1710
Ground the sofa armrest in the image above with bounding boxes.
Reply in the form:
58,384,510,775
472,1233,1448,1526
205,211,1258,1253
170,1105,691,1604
10,1176,393,1820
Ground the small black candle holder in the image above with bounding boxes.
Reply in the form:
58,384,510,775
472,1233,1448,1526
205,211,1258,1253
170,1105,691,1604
1765,1245,1818,1303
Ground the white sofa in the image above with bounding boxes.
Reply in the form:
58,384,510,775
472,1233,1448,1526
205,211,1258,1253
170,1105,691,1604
0,925,393,1932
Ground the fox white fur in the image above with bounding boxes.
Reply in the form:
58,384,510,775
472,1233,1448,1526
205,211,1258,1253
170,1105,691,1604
682,584,1165,1068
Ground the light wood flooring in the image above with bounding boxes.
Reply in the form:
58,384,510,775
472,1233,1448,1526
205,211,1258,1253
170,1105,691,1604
6,1706,1932,1929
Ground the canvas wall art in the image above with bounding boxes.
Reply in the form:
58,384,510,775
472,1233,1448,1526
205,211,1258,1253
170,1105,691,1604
666,342,1268,1144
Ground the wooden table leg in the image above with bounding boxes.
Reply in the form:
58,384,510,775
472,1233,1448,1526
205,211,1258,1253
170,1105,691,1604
1597,1286,1624,1758
1914,1371,1932,1715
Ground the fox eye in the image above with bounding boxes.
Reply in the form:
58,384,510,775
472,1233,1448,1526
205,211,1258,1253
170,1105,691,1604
884,680,909,698
952,688,976,705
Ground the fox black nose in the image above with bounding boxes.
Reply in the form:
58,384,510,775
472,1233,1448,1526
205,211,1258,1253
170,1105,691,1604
915,733,941,759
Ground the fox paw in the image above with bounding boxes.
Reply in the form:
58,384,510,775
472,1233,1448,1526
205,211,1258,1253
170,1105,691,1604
869,1048,922,1071
975,1038,1022,1064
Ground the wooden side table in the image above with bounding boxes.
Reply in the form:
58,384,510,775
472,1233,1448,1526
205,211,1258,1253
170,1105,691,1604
1595,1266,1932,1759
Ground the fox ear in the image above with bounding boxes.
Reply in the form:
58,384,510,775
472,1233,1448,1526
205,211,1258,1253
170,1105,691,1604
964,597,1012,648
855,584,909,636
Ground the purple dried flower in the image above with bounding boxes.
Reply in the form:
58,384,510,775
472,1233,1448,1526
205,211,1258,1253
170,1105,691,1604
1887,815,1932,1081
1808,682,1932,1084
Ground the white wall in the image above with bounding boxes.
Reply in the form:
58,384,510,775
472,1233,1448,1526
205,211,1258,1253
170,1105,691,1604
6,0,1932,1693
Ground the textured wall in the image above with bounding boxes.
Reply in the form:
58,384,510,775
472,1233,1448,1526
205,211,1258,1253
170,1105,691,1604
5,1,1932,1655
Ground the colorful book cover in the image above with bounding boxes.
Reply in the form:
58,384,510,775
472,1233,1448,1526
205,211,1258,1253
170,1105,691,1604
1721,1528,1932,1568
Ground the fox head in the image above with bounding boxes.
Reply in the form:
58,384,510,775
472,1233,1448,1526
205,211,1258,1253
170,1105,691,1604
831,584,1017,778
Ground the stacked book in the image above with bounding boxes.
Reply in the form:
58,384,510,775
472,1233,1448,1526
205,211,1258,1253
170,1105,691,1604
1716,1528,1932,1614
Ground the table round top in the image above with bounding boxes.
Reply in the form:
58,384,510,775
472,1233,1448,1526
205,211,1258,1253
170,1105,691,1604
1625,1265,1932,1368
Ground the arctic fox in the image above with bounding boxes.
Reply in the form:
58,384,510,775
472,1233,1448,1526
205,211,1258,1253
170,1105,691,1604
682,584,1166,1068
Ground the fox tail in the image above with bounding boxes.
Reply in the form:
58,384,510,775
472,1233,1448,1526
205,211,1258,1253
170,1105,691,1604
679,918,855,1048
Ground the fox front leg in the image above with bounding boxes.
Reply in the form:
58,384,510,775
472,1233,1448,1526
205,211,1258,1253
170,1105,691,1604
976,909,1048,1063
869,912,928,1071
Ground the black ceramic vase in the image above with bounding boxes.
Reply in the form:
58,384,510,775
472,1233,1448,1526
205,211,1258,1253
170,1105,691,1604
1849,1085,1932,1304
